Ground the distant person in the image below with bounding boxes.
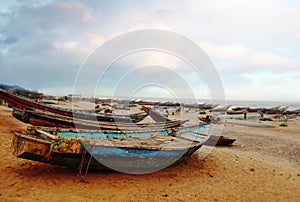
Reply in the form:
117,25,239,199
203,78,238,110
283,115,288,124
259,111,264,119
243,110,247,120
205,115,211,123
279,114,288,127
104,108,112,114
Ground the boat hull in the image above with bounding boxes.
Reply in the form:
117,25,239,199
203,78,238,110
12,131,205,173
26,123,209,139
0,89,146,123
226,110,246,115
13,108,189,131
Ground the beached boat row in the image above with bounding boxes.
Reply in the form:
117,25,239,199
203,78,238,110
0,89,147,123
1,89,216,173
225,106,299,115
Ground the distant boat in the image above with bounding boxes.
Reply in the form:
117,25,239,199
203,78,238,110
12,128,207,172
247,107,262,113
248,106,289,114
181,130,236,146
283,108,300,115
0,89,146,123
198,103,219,110
209,105,231,112
226,107,247,115
226,110,245,115
262,106,288,115
141,106,172,122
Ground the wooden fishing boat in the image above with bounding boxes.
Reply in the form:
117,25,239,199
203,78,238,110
209,105,231,113
11,129,207,173
12,108,190,131
261,106,283,114
141,106,171,122
247,107,262,112
178,130,235,146
226,109,246,115
226,106,248,115
0,89,147,123
283,108,300,115
198,103,219,110
25,123,209,139
230,107,248,111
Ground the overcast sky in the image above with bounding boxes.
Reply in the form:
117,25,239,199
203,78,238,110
0,0,299,102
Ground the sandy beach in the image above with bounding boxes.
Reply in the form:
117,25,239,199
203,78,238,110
0,105,299,201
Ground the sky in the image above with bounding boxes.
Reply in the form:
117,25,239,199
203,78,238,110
0,0,299,102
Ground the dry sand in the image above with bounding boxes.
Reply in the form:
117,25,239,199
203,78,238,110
0,105,299,201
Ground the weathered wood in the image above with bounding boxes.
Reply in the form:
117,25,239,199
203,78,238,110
27,123,209,140
0,89,147,123
13,108,189,131
35,129,58,140
11,130,206,172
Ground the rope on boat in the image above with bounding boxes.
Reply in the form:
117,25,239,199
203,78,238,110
78,147,86,178
36,129,58,140
84,146,94,177
78,144,95,181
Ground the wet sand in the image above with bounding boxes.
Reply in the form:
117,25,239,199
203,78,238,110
0,105,299,201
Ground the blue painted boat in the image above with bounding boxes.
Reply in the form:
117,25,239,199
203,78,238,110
27,123,209,139
12,128,207,173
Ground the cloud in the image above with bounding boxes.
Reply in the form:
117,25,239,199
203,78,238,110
0,1,102,91
101,65,198,100
1,1,96,41
119,51,185,71
0,0,299,101
53,41,78,51
200,42,299,72
0,35,18,44
86,33,105,47
222,70,300,101
50,1,95,23
225,71,300,101
201,43,250,60
250,51,297,69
